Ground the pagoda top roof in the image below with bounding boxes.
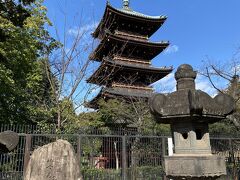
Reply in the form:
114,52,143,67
116,4,166,20
93,2,167,38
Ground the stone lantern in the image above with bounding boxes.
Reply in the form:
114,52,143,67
150,64,235,179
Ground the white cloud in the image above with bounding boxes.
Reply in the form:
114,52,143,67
236,64,240,72
153,73,176,93
68,22,98,37
153,73,218,96
164,45,179,54
195,75,217,96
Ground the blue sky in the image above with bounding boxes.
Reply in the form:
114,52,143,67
44,0,240,111
45,0,240,67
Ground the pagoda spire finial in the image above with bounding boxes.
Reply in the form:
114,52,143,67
123,0,130,9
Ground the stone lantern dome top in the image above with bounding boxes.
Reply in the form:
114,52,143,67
149,64,235,124
175,64,197,81
175,64,197,91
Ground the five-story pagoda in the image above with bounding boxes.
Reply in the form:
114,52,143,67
87,0,172,110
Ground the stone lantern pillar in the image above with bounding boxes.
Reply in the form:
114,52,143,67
150,64,235,179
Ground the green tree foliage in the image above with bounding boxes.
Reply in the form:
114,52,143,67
209,119,239,136
26,60,57,124
64,98,170,135
63,111,103,133
96,98,170,135
0,0,33,29
0,0,58,124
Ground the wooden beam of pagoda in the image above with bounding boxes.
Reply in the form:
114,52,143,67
86,59,173,86
112,83,153,91
113,56,151,65
89,33,169,61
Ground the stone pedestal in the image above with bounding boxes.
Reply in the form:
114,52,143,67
165,155,226,178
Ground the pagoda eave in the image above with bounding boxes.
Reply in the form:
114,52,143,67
89,33,169,61
93,3,167,39
87,87,153,109
87,59,173,86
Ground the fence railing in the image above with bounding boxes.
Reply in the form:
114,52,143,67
0,124,151,135
0,126,240,179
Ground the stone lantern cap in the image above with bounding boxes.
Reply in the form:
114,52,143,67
150,64,235,124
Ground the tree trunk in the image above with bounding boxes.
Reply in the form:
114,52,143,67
57,107,61,130
114,141,119,170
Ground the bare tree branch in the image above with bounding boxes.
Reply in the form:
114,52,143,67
205,67,224,93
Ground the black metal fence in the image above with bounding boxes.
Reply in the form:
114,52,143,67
0,125,240,179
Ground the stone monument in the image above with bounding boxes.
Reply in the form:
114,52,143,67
24,139,82,180
150,64,235,179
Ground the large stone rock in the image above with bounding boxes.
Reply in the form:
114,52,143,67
24,139,82,180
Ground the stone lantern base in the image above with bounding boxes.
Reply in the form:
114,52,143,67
164,155,226,179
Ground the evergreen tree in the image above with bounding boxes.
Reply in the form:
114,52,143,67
0,0,58,124
97,98,170,135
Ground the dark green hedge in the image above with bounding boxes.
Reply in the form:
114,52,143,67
81,166,164,180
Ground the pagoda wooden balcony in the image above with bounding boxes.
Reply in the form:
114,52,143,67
112,83,153,91
114,30,148,42
113,55,151,66
89,33,169,61
87,58,173,86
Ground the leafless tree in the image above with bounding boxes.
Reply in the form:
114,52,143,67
199,50,240,179
200,49,240,130
44,14,100,129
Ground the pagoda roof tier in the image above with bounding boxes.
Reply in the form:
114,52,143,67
93,3,167,39
87,58,172,86
89,33,169,61
87,87,153,109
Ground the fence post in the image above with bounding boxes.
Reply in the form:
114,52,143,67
229,138,237,179
162,137,167,180
77,135,82,169
122,135,127,180
23,134,32,175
